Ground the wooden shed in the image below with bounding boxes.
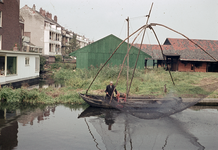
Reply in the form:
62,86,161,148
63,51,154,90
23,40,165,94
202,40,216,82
135,38,218,72
70,34,151,69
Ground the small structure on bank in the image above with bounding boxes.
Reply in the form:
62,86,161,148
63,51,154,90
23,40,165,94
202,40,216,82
135,38,218,72
0,50,40,87
69,34,151,69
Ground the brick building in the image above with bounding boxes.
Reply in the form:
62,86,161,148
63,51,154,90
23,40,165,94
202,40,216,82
135,38,218,72
0,0,22,50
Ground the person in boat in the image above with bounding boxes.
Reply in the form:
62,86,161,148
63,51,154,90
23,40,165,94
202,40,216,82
105,81,118,98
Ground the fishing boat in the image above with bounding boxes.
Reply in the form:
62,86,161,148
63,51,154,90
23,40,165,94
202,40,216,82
79,92,183,109
78,3,217,117
79,93,115,108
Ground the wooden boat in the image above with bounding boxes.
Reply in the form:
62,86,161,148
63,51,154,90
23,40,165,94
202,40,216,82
79,93,116,108
79,93,180,109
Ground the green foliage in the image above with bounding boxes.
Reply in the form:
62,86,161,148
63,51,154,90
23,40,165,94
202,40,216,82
63,55,71,59
0,86,19,102
40,56,46,71
67,34,80,54
0,87,39,103
55,55,62,62
50,63,62,69
50,63,76,70
2,63,218,106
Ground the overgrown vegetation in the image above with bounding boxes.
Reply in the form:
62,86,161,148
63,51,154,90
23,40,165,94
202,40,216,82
63,34,80,55
0,86,86,105
1,64,218,105
49,62,76,70
40,55,46,72
54,65,218,98
55,55,63,62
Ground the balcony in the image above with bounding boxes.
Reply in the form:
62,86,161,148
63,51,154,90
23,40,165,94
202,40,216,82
50,27,61,34
49,39,61,45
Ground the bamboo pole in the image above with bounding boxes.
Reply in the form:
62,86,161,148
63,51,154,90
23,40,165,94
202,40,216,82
127,3,153,95
110,25,150,102
126,17,129,98
86,24,149,94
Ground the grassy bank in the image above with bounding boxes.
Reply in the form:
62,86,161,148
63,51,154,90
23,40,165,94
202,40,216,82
1,63,218,105
54,65,218,98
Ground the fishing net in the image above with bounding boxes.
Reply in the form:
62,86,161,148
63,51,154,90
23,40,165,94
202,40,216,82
106,82,218,119
79,107,206,150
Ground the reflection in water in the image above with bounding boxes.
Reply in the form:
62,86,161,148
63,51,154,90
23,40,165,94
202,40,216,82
105,110,115,130
79,107,205,150
17,106,56,126
0,106,56,149
0,105,217,150
0,121,18,150
0,109,19,150
84,118,101,150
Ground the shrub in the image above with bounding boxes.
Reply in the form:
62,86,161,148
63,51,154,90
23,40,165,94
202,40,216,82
40,56,46,71
55,55,63,62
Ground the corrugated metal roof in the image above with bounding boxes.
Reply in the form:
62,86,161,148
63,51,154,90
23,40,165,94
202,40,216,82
135,38,218,62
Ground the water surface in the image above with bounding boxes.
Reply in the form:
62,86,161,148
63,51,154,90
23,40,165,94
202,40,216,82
0,105,218,150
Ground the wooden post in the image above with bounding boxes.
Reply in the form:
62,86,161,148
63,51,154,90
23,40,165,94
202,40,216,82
126,17,129,98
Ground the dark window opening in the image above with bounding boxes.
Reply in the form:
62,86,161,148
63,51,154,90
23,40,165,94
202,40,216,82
191,64,194,70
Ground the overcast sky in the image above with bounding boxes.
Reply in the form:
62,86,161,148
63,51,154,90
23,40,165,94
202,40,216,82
20,0,218,44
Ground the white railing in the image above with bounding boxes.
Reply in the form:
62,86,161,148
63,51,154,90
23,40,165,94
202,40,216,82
49,39,61,45
50,28,61,34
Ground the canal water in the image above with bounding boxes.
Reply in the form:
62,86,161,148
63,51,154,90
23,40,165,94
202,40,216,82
0,105,218,150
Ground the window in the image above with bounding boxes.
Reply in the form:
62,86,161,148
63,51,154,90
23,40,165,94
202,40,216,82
49,44,52,52
0,56,5,75
25,57,30,65
35,57,40,72
0,11,2,27
7,57,17,75
191,64,194,70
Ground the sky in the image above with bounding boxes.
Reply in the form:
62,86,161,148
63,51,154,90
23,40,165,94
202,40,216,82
20,0,218,44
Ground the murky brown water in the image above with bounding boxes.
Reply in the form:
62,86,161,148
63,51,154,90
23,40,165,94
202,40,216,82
0,105,218,150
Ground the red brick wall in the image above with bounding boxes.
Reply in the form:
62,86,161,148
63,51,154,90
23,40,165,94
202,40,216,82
0,0,22,50
195,63,207,72
178,61,207,72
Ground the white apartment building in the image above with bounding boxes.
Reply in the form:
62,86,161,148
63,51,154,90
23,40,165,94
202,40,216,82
20,5,62,57
21,4,92,61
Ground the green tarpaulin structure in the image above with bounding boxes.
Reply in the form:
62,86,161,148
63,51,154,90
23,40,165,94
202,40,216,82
69,34,151,69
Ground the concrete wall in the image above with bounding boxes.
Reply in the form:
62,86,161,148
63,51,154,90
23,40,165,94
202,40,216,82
44,23,50,55
20,5,44,49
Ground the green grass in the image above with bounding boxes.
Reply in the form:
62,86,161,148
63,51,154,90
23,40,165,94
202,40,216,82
1,65,218,105
54,66,218,98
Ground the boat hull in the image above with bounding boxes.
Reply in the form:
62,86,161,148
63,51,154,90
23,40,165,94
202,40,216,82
79,93,115,108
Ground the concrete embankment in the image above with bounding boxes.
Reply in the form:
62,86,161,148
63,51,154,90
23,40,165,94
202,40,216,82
183,98,218,106
197,98,218,106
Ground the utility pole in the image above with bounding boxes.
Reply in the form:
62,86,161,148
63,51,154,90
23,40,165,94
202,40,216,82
126,17,129,98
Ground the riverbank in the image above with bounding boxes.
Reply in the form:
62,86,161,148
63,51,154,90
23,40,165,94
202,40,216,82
1,63,218,105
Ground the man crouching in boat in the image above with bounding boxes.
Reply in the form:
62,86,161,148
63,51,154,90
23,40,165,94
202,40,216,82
105,81,118,98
